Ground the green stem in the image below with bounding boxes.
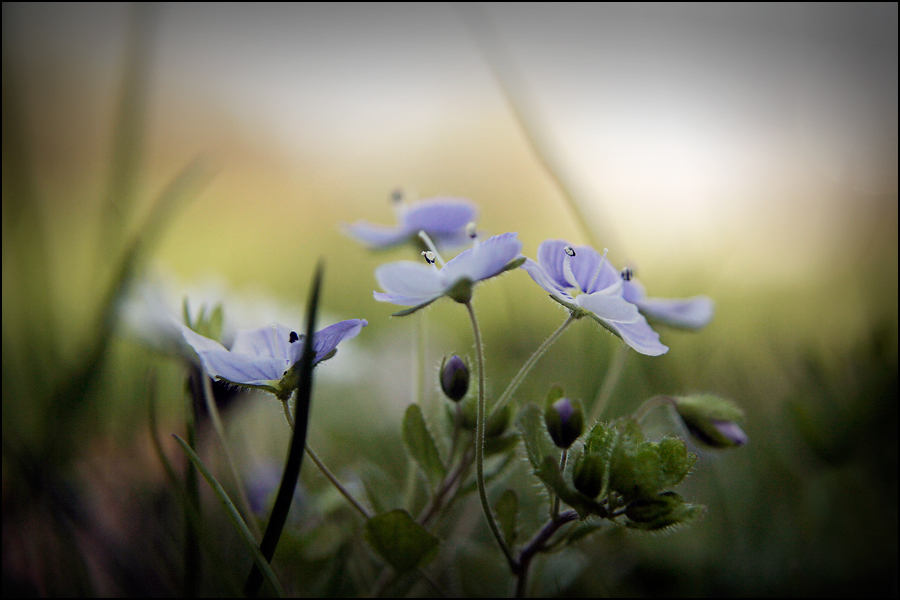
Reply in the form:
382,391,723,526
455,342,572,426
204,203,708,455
200,369,262,540
466,301,517,571
184,368,203,597
305,444,371,520
244,262,323,597
632,394,677,424
489,314,576,420
175,435,286,598
551,449,568,521
280,398,370,520
588,343,631,423
515,510,579,598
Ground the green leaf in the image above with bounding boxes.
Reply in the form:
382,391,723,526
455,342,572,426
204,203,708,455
391,298,437,317
517,403,559,473
545,385,565,406
656,437,697,489
536,456,606,519
402,404,447,491
365,509,440,573
173,435,285,598
494,489,519,547
625,491,706,531
484,433,519,456
499,256,527,273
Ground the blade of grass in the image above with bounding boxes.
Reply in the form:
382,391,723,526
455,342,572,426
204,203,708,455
173,434,285,598
456,3,619,251
46,156,214,465
244,261,324,597
98,2,158,257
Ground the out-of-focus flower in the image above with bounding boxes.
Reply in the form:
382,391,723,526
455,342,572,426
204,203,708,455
673,394,748,448
621,277,714,330
374,232,523,315
182,319,367,400
521,240,668,356
344,196,478,250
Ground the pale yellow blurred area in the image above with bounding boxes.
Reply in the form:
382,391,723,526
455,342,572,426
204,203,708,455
4,3,896,350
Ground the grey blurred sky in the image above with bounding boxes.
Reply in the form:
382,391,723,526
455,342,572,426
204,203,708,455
4,3,897,277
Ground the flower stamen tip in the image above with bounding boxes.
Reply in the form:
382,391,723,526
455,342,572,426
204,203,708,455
421,250,437,265
621,267,634,281
289,331,299,343
466,222,478,239
564,246,576,257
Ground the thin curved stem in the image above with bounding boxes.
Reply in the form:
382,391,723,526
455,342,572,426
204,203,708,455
305,444,371,520
466,301,517,571
201,369,261,540
280,394,370,520
588,343,630,423
632,394,677,424
489,313,576,420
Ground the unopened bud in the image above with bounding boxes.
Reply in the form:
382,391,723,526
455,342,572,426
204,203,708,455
674,394,748,448
440,355,469,402
573,452,605,498
544,397,584,449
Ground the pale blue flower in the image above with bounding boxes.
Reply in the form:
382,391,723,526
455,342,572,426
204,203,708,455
182,319,367,399
374,232,523,315
621,277,714,331
522,240,668,356
344,196,477,250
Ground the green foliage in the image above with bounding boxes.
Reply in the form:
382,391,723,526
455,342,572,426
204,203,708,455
402,404,447,492
364,510,440,573
517,403,560,475
494,489,519,547
624,491,706,531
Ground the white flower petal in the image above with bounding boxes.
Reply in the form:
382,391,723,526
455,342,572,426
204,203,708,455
576,292,640,324
374,261,445,305
637,296,715,330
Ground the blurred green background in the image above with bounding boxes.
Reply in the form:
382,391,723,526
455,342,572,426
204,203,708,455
3,3,896,597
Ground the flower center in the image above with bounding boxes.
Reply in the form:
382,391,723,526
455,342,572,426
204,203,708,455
417,230,446,267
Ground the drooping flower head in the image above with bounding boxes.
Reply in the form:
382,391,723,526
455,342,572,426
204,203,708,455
344,195,478,251
522,240,668,356
621,276,714,331
374,232,524,315
182,319,367,400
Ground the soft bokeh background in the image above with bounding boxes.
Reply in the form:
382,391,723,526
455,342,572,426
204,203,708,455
3,3,896,597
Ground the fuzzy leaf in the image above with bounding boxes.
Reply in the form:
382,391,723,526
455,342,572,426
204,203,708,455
365,509,440,573
517,403,559,473
402,404,446,491
494,489,519,547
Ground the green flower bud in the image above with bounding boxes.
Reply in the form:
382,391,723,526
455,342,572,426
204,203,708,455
674,394,748,448
573,452,605,498
624,491,706,531
544,397,584,449
440,355,470,402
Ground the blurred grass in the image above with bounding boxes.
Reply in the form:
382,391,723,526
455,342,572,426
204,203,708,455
2,4,897,597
